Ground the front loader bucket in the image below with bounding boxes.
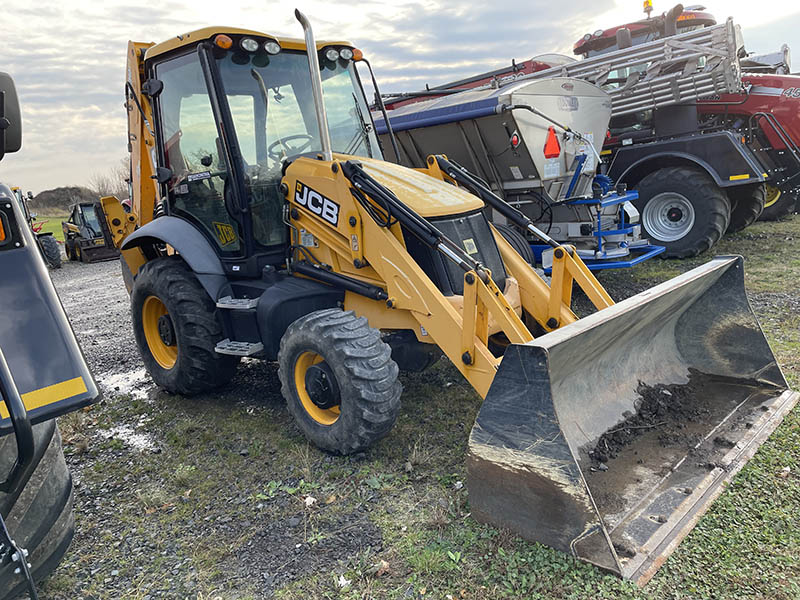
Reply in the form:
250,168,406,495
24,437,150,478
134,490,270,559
467,256,798,585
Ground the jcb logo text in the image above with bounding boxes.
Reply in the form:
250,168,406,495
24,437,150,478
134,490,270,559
294,182,339,226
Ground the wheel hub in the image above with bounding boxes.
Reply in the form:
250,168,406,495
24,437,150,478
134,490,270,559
667,207,683,222
305,362,340,410
157,314,176,346
642,192,696,242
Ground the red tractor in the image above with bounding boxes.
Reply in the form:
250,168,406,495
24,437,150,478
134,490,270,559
573,4,800,220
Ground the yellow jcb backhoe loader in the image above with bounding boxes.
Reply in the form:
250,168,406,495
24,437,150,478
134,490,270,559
103,11,798,584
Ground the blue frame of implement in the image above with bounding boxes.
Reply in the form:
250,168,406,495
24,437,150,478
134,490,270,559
531,190,665,273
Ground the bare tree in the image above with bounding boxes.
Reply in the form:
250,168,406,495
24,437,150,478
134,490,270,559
88,157,130,200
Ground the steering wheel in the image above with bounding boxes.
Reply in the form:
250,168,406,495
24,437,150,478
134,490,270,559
268,134,314,161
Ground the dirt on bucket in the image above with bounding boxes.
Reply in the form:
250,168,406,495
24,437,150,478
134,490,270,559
587,370,714,468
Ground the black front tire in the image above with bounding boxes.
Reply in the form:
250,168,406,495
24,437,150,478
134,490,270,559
726,183,766,233
495,224,535,265
38,235,62,269
131,256,238,396
278,309,402,455
0,422,74,600
635,167,730,259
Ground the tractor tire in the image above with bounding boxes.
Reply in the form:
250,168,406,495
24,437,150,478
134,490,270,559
278,308,402,455
634,167,730,259
759,185,798,221
726,183,766,233
495,224,535,265
0,421,74,600
38,234,62,269
131,256,238,396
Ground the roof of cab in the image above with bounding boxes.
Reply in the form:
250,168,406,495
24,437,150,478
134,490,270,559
145,26,353,61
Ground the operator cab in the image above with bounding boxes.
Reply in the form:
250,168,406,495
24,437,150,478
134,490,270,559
573,7,716,58
573,6,717,144
144,29,380,275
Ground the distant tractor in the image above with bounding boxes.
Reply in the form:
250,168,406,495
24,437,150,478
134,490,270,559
10,186,61,269
62,201,119,263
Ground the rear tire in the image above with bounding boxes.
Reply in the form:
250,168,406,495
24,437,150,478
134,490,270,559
634,167,730,258
759,185,797,221
726,183,766,233
0,422,74,600
278,309,402,455
495,224,535,265
131,256,238,396
38,235,62,269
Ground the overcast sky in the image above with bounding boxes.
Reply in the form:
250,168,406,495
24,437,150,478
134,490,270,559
1,0,798,194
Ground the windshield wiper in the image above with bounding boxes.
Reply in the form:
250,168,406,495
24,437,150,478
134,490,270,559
345,93,372,156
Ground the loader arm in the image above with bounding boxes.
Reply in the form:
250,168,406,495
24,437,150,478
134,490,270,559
282,154,614,397
125,41,158,227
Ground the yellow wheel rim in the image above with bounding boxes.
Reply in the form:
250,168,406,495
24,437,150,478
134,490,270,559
294,351,340,425
142,295,178,369
765,185,782,208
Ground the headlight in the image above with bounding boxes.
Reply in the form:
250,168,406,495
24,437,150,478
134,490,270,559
264,40,281,55
339,47,354,61
325,48,340,62
240,37,259,52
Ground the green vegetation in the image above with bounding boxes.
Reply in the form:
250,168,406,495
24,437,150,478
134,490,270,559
32,215,68,242
43,216,800,599
28,185,97,214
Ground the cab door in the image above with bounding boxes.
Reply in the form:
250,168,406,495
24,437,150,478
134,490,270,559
151,51,245,258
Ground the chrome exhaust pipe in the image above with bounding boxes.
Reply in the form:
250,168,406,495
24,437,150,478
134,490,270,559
295,9,333,162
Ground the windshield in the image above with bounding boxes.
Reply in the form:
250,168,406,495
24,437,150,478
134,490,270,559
80,205,101,235
218,49,381,170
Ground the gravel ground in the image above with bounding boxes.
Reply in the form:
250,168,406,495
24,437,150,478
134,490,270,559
50,260,140,384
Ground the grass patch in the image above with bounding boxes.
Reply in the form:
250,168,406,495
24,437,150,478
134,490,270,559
31,214,68,242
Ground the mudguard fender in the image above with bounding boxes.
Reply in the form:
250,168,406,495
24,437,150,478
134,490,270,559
121,216,227,299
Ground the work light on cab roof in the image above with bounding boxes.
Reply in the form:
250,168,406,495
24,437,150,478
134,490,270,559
240,37,259,52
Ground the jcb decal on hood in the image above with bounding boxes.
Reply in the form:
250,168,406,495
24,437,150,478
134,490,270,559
295,182,339,226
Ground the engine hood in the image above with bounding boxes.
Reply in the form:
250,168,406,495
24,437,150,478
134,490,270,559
353,156,485,218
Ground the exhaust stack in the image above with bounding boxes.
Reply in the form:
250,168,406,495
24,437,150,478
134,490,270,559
295,9,333,162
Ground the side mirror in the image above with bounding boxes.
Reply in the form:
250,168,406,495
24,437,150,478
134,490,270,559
26,191,33,200
0,72,22,160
